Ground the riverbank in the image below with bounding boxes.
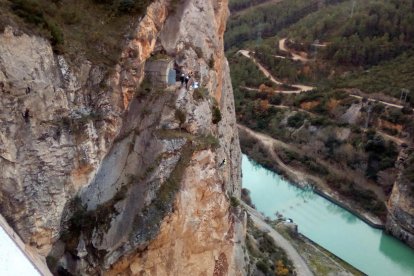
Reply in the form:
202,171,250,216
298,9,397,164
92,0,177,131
238,124,385,228
242,154,414,276
243,201,364,276
275,223,366,276
296,233,366,276
313,188,384,229
243,202,314,276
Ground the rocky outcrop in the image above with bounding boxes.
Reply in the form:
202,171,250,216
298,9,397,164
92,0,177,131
104,0,246,274
0,25,102,256
386,148,414,248
0,0,246,274
0,0,169,255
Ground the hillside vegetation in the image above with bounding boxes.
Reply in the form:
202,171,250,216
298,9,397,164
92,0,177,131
228,0,414,221
0,0,153,66
232,64,398,219
228,0,269,13
335,52,414,101
228,0,414,101
281,0,414,102
284,0,414,66
225,0,347,51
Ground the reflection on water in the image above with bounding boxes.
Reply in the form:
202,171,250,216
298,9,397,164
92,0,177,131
379,232,414,271
296,186,315,201
242,155,414,276
325,204,358,224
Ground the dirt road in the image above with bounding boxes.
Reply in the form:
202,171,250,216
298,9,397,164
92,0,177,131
231,0,284,17
238,50,283,85
279,38,309,62
242,203,314,276
349,94,413,110
238,50,315,93
239,124,387,199
238,124,322,187
240,85,303,95
245,39,411,110
377,130,406,146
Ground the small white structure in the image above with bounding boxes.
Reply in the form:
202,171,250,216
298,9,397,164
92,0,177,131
0,214,51,275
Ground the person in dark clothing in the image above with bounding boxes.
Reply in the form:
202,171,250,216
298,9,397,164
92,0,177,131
23,109,30,123
185,74,190,89
219,158,226,168
180,72,185,87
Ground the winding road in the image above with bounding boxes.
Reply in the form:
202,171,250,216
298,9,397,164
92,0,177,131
279,38,309,62
242,202,314,276
238,48,412,112
238,50,315,93
231,0,284,16
239,123,389,212
237,42,410,149
239,50,282,85
349,94,411,110
238,124,320,187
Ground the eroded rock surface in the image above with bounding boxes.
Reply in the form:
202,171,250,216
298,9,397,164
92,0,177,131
386,148,414,249
0,0,246,274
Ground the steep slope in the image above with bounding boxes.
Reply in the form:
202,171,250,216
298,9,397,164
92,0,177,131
386,149,414,248
0,0,247,274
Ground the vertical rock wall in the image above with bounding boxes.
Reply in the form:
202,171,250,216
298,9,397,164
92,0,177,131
0,0,247,274
386,148,414,248
107,0,247,274
0,0,170,257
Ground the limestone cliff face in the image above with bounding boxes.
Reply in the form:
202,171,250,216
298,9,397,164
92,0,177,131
386,148,414,249
0,0,246,275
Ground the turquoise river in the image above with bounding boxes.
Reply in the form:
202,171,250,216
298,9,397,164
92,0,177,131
242,155,414,276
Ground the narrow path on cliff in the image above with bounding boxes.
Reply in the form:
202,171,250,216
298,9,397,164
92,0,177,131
0,214,48,276
242,202,314,276
237,50,315,93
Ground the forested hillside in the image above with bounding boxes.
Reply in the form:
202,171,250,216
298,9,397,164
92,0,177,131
284,0,414,66
227,0,414,223
225,0,346,50
228,0,269,12
227,0,414,102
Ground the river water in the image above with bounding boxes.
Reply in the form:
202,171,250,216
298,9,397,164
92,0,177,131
242,155,414,276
